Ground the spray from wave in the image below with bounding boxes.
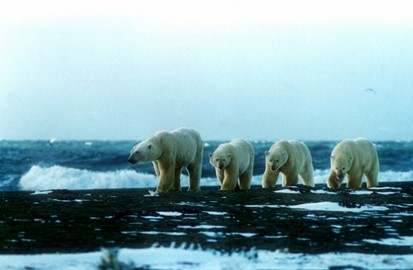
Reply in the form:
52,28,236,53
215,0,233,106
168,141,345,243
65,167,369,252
18,165,218,191
18,166,156,190
18,165,413,191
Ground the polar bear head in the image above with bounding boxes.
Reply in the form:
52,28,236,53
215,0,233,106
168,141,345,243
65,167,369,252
265,148,288,171
128,137,162,164
209,149,231,171
331,154,353,180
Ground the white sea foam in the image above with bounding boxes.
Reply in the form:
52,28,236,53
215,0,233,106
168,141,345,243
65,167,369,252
157,211,182,217
203,211,228,216
18,165,220,191
274,189,301,194
312,169,413,184
245,204,287,208
19,165,157,190
351,190,399,195
290,202,390,212
256,169,413,186
363,236,413,246
292,188,398,196
178,225,226,230
138,231,186,236
1,247,412,270
17,165,413,191
30,190,53,195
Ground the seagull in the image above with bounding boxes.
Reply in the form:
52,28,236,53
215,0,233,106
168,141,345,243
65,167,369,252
48,137,57,146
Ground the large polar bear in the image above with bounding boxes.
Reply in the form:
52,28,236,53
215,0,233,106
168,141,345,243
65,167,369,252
262,140,314,188
128,128,203,192
327,138,379,189
209,139,254,190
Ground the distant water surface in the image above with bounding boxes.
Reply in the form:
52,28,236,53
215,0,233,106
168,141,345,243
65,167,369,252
0,140,412,191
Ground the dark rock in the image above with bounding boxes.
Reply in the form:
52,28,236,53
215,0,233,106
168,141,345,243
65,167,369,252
0,182,412,255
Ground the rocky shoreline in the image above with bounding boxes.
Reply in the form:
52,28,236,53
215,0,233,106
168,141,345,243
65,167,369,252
1,182,412,255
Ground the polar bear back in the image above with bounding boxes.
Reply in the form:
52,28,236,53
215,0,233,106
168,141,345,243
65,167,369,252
329,138,379,188
210,139,254,190
228,139,254,172
157,128,203,167
272,140,312,170
262,140,314,188
128,127,203,192
332,138,379,172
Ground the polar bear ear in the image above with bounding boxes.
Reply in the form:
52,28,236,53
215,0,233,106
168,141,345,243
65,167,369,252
208,153,213,158
330,155,335,161
265,151,269,156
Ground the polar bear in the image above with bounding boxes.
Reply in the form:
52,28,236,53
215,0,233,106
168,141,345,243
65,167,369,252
262,140,314,188
327,138,379,189
209,139,254,190
128,128,203,192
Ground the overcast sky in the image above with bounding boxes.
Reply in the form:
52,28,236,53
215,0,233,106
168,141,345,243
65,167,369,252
1,0,413,141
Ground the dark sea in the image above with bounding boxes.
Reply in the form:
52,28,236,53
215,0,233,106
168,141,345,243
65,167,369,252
1,140,412,191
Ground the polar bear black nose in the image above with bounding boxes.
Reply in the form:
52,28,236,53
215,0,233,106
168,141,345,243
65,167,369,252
128,155,137,164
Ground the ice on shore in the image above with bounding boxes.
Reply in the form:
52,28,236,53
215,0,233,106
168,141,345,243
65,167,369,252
1,247,412,270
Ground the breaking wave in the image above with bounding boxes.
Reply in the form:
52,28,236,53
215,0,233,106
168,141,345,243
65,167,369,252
18,165,413,191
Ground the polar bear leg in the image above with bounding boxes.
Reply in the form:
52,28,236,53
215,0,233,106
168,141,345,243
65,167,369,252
152,161,160,177
262,170,279,188
365,170,379,188
303,162,315,187
187,164,201,191
346,172,363,188
157,167,175,192
282,173,298,187
327,171,341,189
239,171,252,190
173,167,181,191
215,170,225,185
221,179,238,190
221,170,238,190
300,170,315,187
187,148,202,191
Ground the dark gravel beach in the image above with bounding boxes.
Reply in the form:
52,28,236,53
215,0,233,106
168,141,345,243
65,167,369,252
1,182,412,255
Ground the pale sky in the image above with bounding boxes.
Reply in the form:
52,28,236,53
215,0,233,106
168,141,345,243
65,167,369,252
1,0,413,141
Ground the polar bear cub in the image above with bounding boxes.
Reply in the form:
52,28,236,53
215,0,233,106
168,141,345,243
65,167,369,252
209,139,254,190
128,128,203,192
262,140,314,188
327,138,379,189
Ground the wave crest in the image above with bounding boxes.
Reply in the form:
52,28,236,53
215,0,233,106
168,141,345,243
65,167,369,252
19,165,157,191
18,166,413,191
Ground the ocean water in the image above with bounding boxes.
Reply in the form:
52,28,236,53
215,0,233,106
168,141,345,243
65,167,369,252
0,140,412,191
